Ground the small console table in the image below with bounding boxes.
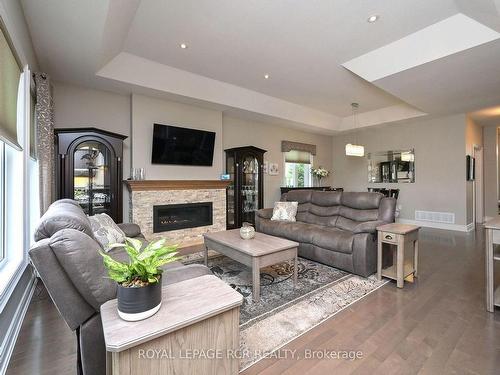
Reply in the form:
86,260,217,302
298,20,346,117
101,275,243,375
377,223,420,288
280,186,343,195
485,217,500,312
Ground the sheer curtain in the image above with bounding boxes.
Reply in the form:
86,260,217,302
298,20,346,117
34,73,54,214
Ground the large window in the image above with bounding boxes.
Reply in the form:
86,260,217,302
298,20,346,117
0,17,39,304
0,142,4,263
284,150,312,187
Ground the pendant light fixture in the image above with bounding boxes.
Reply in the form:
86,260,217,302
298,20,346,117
345,102,365,157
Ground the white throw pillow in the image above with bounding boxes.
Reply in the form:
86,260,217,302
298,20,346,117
271,201,298,222
88,213,126,251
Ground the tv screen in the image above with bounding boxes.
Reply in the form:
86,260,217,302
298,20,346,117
151,123,216,166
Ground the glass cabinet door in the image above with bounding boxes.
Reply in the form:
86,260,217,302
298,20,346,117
73,141,112,216
226,153,235,228
241,154,259,225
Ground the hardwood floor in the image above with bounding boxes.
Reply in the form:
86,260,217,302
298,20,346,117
6,284,77,375
6,227,500,375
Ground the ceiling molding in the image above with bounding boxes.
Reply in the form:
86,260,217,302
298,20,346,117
97,52,342,132
339,104,427,131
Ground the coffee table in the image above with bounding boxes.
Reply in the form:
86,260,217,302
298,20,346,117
203,229,299,302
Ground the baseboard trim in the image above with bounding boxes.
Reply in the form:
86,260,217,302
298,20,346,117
396,218,469,232
0,274,37,375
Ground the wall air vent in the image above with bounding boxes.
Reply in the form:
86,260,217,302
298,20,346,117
415,210,455,224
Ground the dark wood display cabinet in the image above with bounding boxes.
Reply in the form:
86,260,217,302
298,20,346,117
225,146,266,229
55,128,127,223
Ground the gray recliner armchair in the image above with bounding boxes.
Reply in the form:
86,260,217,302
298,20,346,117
256,191,396,277
29,199,211,375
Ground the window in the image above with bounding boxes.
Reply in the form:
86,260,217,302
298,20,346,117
284,150,312,187
0,16,39,304
0,142,4,263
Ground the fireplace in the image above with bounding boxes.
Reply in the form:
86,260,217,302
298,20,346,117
153,202,213,233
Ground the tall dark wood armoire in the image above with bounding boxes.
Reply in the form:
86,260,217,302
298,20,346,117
225,146,266,229
55,128,127,223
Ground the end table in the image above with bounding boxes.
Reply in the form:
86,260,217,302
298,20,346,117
377,223,420,288
101,275,243,375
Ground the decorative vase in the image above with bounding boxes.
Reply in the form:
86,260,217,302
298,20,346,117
240,222,256,239
117,276,162,321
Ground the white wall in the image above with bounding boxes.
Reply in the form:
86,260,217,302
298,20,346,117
465,117,483,225
223,116,333,208
483,125,498,219
131,94,223,180
53,82,132,220
332,114,469,228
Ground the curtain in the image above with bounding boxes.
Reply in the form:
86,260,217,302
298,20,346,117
281,140,316,155
34,72,55,214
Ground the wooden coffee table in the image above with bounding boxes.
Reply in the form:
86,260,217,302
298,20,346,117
203,229,299,302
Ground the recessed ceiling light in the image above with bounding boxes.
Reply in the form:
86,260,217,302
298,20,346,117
179,43,188,49
264,74,270,79
367,15,379,23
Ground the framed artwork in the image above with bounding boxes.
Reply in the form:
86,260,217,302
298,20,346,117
268,162,279,175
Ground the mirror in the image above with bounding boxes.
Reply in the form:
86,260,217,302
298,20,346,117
368,149,415,183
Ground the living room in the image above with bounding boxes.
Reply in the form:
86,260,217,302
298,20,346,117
1,1,500,375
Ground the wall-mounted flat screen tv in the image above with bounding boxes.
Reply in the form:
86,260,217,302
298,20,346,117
151,123,216,166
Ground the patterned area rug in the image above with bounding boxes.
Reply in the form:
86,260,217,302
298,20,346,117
189,255,388,371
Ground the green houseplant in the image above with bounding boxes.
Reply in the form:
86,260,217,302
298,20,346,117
100,237,179,321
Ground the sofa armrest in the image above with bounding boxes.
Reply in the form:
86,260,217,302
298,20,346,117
256,208,273,220
117,223,142,238
353,220,387,234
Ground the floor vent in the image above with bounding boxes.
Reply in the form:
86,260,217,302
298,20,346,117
415,210,455,224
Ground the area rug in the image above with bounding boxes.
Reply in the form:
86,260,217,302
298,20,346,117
188,255,387,371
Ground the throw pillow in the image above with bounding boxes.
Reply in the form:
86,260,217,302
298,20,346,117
88,213,126,251
271,201,298,222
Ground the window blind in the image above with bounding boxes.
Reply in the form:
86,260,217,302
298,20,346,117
284,149,311,164
0,23,22,150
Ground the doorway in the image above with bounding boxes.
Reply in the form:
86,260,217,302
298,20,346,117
473,144,484,225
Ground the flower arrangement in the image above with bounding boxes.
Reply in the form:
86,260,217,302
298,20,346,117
311,166,330,186
311,166,330,178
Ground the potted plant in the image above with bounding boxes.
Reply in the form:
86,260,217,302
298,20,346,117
100,237,179,321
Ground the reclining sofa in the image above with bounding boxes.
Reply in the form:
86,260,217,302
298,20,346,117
29,199,211,375
256,190,396,277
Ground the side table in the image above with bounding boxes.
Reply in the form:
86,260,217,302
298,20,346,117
377,223,420,288
101,275,243,375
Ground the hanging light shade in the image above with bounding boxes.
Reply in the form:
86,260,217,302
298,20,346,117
345,102,365,157
345,143,365,157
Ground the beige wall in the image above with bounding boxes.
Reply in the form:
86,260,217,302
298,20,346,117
222,116,333,208
483,125,498,219
53,82,132,220
53,84,333,216
131,94,223,180
465,117,483,224
332,114,469,227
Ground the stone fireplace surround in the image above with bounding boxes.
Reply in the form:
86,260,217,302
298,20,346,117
124,180,229,248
